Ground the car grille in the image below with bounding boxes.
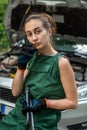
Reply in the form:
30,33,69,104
0,87,17,103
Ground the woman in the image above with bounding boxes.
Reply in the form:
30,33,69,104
0,13,78,130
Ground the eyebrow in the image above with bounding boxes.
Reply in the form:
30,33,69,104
25,27,41,33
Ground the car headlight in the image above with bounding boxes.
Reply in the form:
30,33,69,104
77,82,87,101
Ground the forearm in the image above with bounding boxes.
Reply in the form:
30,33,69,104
47,98,78,110
12,69,25,97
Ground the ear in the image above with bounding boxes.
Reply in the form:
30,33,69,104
48,28,52,36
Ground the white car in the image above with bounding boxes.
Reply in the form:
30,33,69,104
0,0,87,129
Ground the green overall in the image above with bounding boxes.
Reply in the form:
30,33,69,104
0,52,65,130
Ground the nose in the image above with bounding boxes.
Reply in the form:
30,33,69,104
32,34,38,42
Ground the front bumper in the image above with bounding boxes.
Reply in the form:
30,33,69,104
58,99,87,130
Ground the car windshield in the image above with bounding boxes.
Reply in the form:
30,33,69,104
53,36,87,83
53,36,87,55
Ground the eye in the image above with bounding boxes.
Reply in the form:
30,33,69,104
26,32,32,38
35,28,42,34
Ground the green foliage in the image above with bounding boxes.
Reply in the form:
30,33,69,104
0,0,8,4
0,1,10,52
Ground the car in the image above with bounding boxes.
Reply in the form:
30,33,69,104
54,37,87,130
0,0,87,129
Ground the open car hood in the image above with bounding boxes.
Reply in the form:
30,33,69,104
4,0,87,46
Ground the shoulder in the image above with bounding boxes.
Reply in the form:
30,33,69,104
58,56,72,70
57,56,75,83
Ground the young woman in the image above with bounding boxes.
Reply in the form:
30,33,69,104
0,13,78,130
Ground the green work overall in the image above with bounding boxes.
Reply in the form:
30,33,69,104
0,52,65,130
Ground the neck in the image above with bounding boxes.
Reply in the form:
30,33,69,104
38,46,58,56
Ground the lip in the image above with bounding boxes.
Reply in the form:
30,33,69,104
33,42,40,47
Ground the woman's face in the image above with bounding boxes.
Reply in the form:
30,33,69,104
25,19,52,50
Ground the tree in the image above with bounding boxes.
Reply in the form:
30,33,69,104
0,2,10,52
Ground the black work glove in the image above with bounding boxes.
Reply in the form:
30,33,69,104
18,39,37,70
22,100,29,116
30,99,47,113
22,99,48,115
18,53,31,70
